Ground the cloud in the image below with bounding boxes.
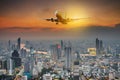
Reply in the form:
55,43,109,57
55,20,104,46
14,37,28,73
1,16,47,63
40,27,54,31
84,23,120,39
0,23,120,40
88,23,120,33
0,26,57,33
5,26,33,30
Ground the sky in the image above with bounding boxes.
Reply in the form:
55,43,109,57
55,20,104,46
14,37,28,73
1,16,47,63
0,0,120,40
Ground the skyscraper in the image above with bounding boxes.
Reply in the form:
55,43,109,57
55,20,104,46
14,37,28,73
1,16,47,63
116,45,120,58
50,44,61,60
0,59,7,69
11,50,21,68
24,59,30,73
96,38,103,55
99,40,103,51
20,48,27,58
64,46,72,70
8,40,11,50
7,58,13,75
61,40,64,50
17,37,21,50
50,45,57,61
96,38,99,51
56,44,61,60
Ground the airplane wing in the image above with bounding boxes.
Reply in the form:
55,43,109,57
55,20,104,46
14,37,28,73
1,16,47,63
71,17,90,21
45,18,58,22
46,19,52,21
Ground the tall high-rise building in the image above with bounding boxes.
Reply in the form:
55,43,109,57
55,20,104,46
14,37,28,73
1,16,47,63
61,40,64,50
0,59,7,69
29,47,36,74
73,61,80,80
17,37,21,50
8,40,11,50
50,45,57,61
7,58,13,75
96,38,103,55
56,44,61,60
24,59,30,73
20,48,27,58
12,44,16,50
96,38,99,51
64,46,72,70
116,45,120,58
11,50,21,68
99,40,103,51
50,44,61,60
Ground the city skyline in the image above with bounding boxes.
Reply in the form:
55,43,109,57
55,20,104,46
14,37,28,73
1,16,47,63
0,1,120,79
0,37,120,80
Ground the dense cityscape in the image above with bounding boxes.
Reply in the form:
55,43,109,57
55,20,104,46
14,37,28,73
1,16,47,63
1,0,120,80
0,38,120,80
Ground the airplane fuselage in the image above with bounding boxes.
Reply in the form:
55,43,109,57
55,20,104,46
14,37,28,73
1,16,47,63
45,11,80,24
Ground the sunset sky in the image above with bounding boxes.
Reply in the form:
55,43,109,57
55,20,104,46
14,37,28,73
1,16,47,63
0,0,120,40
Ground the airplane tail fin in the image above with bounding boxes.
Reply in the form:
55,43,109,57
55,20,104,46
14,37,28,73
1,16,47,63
55,10,64,21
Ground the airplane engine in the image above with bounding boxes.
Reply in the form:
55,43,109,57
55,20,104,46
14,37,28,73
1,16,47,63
51,18,54,22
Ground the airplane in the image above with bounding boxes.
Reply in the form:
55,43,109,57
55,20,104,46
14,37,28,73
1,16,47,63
45,11,88,24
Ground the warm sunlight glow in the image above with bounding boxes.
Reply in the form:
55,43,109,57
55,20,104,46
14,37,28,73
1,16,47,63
63,6,91,27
